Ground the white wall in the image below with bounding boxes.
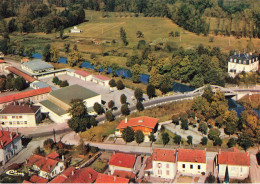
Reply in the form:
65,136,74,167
109,165,134,175
218,164,249,180
84,95,102,108
177,161,206,175
152,161,176,179
0,113,37,127
228,60,259,77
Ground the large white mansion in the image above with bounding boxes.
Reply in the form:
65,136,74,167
228,52,259,77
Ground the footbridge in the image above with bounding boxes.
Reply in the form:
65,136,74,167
190,85,237,97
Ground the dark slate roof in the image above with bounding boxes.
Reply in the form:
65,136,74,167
230,53,257,60
40,100,67,116
49,84,100,105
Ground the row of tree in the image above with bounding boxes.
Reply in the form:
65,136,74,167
0,73,27,92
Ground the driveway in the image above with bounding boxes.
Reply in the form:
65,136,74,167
250,154,260,183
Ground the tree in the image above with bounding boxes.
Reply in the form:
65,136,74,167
169,31,174,37
134,88,143,101
213,137,222,146
67,49,83,67
205,172,216,183
50,45,59,63
149,133,156,144
238,133,254,151
201,137,208,145
136,30,144,38
122,126,134,143
135,130,144,144
208,128,221,141
52,76,59,85
202,86,214,103
105,111,115,122
108,100,115,110
68,117,90,133
174,135,182,144
131,64,141,83
77,139,88,155
60,80,69,87
172,115,179,125
224,110,239,136
43,44,51,62
116,80,124,90
136,102,144,111
227,138,236,148
93,102,104,115
109,79,116,88
120,27,128,46
187,135,193,145
198,123,208,135
121,104,130,116
147,84,155,99
162,132,170,146
64,43,70,54
181,119,189,130
137,40,146,49
14,77,26,91
43,138,54,151
90,116,98,127
67,99,87,118
34,146,45,156
120,94,127,104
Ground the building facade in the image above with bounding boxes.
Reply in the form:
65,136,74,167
228,52,259,77
115,116,158,142
0,104,41,127
0,130,22,166
152,149,177,179
217,150,250,180
177,149,207,175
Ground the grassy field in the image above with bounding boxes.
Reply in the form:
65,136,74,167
10,10,260,64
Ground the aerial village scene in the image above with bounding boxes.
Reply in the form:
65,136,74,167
0,0,259,183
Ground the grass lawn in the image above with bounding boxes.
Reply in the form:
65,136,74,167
90,159,108,173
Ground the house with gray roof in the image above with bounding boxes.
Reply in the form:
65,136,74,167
21,59,54,74
228,52,259,77
39,84,101,123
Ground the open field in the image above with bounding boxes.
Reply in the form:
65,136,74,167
10,10,260,63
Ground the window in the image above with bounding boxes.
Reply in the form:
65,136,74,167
24,121,27,124
16,116,18,119
1,122,4,125
166,170,170,175
190,165,193,169
198,165,201,170
4,116,7,119
158,170,162,175
157,163,161,168
240,167,242,172
12,116,15,119
60,166,64,171
17,121,20,125
182,164,185,168
19,116,22,119
9,122,12,125
166,164,169,168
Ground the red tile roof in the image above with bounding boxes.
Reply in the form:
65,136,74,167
218,151,250,166
21,59,29,63
113,170,136,180
46,152,59,159
63,167,98,183
49,167,76,183
25,153,60,173
95,173,129,183
93,75,110,81
152,149,176,162
29,175,48,183
0,104,40,114
0,59,5,63
109,152,136,169
75,70,92,77
7,66,36,83
117,116,158,130
0,131,20,149
178,149,206,163
0,87,51,104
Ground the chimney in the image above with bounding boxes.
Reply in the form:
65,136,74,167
9,133,12,140
0,141,3,147
72,171,74,176
114,176,116,182
239,51,241,57
62,155,64,161
113,151,115,155
218,149,221,154
125,117,127,123
25,159,28,164
249,52,252,56
247,151,250,156
89,174,92,179
138,119,143,123
16,128,18,135
234,51,236,56
48,165,50,171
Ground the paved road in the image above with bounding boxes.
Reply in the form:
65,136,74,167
250,154,260,183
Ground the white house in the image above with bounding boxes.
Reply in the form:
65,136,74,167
71,26,81,33
74,70,93,81
177,149,206,175
109,152,137,175
25,153,65,180
228,52,259,77
0,130,22,166
217,149,250,180
0,103,42,127
92,75,110,87
152,148,177,179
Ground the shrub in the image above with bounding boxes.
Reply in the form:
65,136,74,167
213,137,222,146
181,119,189,130
173,134,182,144
201,137,208,145
109,79,116,88
116,80,124,90
227,138,236,148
